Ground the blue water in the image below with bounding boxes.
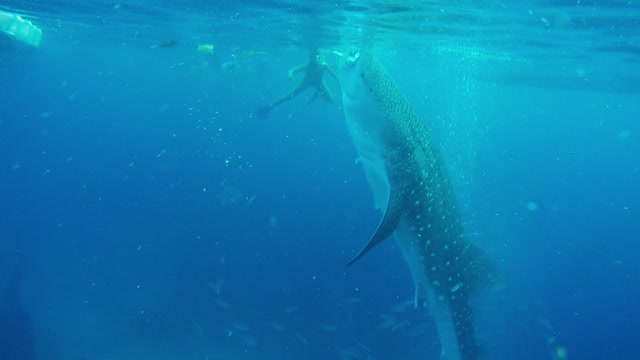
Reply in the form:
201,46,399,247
1,1,639,359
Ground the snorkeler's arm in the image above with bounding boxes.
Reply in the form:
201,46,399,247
288,64,306,79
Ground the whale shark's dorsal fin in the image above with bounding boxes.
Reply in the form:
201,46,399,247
347,179,405,266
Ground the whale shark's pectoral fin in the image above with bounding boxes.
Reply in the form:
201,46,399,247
347,183,404,266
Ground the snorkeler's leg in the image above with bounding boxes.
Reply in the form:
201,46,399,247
270,84,306,108
304,82,335,107
257,85,305,119
305,91,320,106
319,82,336,103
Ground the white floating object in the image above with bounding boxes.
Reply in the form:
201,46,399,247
0,11,42,48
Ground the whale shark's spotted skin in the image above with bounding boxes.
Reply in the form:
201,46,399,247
339,52,491,360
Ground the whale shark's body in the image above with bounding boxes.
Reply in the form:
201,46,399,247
339,52,492,360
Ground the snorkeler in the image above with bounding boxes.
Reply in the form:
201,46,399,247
257,49,338,119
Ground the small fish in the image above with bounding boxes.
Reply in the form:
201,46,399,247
295,332,309,345
240,334,258,347
232,321,250,332
339,347,362,360
216,325,233,336
208,278,224,295
270,322,286,331
214,298,231,308
341,297,361,304
150,39,178,49
391,299,416,313
191,321,203,336
390,319,410,331
355,340,372,352
376,316,397,330
320,324,338,331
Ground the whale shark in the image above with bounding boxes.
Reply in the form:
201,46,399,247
338,51,494,360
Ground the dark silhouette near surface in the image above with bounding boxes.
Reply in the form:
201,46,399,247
257,49,338,119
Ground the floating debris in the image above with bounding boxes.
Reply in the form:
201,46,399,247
555,346,568,359
198,43,214,54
